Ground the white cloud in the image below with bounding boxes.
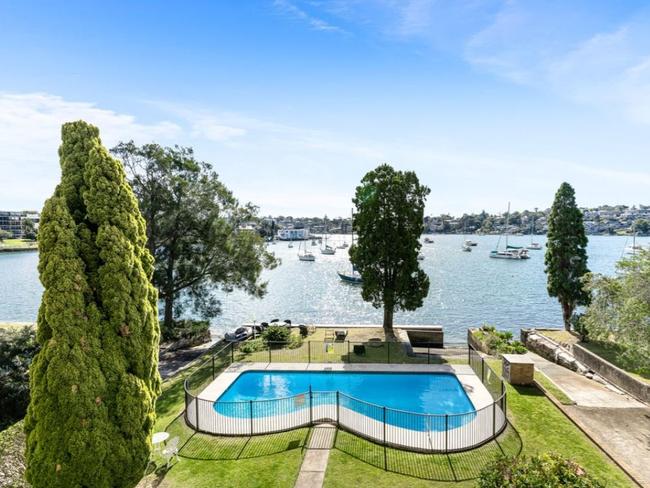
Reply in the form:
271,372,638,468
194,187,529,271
0,92,182,209
273,0,346,33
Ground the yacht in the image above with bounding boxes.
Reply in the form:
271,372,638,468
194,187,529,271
526,211,542,250
490,202,530,260
462,244,472,252
424,237,434,244
417,253,425,261
464,239,477,247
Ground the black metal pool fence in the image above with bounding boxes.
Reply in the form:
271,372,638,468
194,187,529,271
183,341,506,453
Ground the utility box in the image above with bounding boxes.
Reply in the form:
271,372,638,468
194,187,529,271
502,354,535,385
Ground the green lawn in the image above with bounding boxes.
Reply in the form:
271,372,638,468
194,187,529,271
0,238,37,251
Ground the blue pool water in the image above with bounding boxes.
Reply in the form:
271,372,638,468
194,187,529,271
214,371,475,431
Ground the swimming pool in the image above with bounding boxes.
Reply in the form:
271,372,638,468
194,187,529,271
214,371,476,431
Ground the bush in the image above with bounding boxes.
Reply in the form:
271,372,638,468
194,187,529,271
239,338,265,354
288,334,303,349
478,453,603,488
0,326,38,430
161,319,210,342
475,325,527,355
298,324,312,338
262,325,291,343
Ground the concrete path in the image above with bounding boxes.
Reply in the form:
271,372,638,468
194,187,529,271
526,351,650,487
294,424,336,488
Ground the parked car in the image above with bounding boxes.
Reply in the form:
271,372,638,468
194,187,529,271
225,327,252,342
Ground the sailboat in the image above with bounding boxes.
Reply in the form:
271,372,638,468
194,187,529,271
527,210,542,250
490,203,530,260
625,228,644,255
321,233,336,255
298,241,315,261
338,211,362,284
461,223,472,252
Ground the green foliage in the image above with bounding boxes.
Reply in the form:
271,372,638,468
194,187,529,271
24,121,161,488
287,334,303,349
0,326,38,430
477,453,603,487
111,141,278,331
350,164,430,331
634,218,650,234
0,229,11,241
474,326,527,355
262,325,291,343
545,182,590,330
160,319,210,342
581,250,650,374
238,338,266,354
22,218,37,240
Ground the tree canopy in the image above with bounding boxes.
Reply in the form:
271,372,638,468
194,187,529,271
582,250,650,374
111,141,278,330
25,121,160,488
544,182,590,330
349,164,430,332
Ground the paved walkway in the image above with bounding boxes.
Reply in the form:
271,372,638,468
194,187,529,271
294,424,336,488
526,351,650,487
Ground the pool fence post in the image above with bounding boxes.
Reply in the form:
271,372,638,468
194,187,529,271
336,391,340,424
481,358,485,383
427,346,430,364
268,344,272,363
467,345,470,365
211,356,215,379
347,341,350,362
309,386,313,425
195,396,200,432
231,342,234,364
308,341,311,363
445,414,448,453
387,342,390,363
383,406,387,470
249,400,254,435
492,401,496,437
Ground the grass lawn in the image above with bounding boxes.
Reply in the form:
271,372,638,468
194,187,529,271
0,238,37,251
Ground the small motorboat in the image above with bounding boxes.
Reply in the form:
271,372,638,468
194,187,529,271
417,253,425,261
424,237,434,244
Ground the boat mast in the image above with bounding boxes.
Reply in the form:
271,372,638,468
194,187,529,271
505,202,511,248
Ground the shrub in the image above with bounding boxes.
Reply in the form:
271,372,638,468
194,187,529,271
160,319,210,342
474,325,527,355
262,325,291,343
478,453,603,488
0,326,39,430
239,338,265,354
298,324,310,338
287,334,303,349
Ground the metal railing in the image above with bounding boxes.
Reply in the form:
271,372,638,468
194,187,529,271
183,341,506,453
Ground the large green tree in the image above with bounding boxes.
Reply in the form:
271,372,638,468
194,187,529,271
350,164,430,332
545,182,590,330
25,121,160,488
582,250,650,373
111,142,277,330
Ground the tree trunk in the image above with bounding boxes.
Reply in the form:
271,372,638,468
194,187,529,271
383,306,394,334
163,253,175,330
561,300,573,331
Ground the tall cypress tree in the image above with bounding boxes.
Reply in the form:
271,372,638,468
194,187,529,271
25,121,160,488
545,182,590,331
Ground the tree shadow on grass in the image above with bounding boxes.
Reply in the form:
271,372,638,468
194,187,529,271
334,422,523,482
164,414,310,461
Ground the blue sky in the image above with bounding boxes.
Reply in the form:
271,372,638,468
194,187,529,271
1,0,650,216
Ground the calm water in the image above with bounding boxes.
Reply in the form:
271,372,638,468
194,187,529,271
215,371,474,429
1,235,646,341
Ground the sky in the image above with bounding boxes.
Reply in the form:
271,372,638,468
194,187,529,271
1,0,650,217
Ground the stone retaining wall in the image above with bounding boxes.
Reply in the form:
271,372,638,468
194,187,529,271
572,344,650,404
